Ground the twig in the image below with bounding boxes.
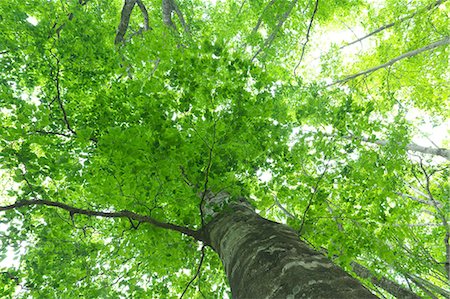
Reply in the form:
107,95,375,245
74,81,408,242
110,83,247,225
180,245,206,298
293,0,319,75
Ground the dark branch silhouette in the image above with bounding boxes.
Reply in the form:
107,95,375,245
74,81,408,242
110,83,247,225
293,0,319,75
0,199,206,242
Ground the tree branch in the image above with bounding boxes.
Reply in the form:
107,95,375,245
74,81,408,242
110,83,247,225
252,0,299,61
251,0,277,35
0,199,206,242
341,134,450,160
293,0,319,75
136,0,151,31
51,54,77,136
115,0,151,44
340,0,446,50
180,245,205,298
162,0,188,32
328,36,450,86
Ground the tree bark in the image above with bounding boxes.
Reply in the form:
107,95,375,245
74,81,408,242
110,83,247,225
204,197,377,298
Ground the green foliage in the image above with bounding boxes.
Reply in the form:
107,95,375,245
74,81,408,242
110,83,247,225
0,0,448,298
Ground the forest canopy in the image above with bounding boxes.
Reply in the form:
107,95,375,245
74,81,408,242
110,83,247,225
0,0,449,298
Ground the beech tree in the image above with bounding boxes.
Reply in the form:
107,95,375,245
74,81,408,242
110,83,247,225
0,0,449,298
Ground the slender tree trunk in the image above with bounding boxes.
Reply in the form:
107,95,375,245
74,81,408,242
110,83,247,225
203,197,377,298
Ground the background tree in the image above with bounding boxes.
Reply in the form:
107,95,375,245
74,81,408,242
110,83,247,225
0,0,448,297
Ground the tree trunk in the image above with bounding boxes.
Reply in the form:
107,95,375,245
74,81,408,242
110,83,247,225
203,197,377,298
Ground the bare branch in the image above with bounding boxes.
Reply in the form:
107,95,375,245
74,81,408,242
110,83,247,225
293,0,319,75
340,0,446,50
0,199,206,242
328,36,450,86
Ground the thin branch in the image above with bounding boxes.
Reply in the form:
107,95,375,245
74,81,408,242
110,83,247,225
0,199,206,242
273,195,296,219
328,36,450,86
236,0,247,17
340,0,446,50
251,0,277,35
293,0,319,75
136,0,151,31
180,245,206,299
418,159,450,279
34,130,72,138
53,55,77,136
298,160,330,235
252,0,299,61
396,192,442,208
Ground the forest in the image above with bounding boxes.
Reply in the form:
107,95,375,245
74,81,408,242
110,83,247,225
0,0,449,298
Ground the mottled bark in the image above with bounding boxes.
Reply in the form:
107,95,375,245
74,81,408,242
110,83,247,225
204,198,377,299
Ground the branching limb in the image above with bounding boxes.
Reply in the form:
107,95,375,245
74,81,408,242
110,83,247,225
328,36,450,86
293,0,319,75
340,0,446,50
115,0,152,44
180,245,206,299
0,199,206,242
115,0,137,44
